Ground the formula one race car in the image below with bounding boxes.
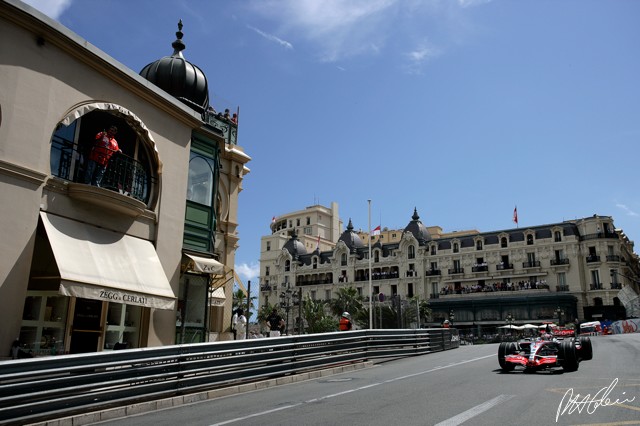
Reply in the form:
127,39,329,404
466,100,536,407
498,335,592,372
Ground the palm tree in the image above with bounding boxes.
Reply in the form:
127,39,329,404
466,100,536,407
301,296,336,333
232,288,257,321
329,287,364,318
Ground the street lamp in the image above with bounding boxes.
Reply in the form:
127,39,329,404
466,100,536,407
505,313,514,327
279,284,300,335
555,307,564,326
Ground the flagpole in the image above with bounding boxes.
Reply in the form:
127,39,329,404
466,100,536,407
368,199,373,329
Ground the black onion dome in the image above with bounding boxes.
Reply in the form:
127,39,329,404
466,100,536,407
139,20,209,113
283,229,307,260
403,208,431,245
338,219,365,252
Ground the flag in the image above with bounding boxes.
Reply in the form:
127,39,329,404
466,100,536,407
316,234,321,251
271,216,276,223
513,206,518,225
372,225,381,236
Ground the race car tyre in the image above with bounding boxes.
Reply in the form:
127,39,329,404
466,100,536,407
578,336,593,360
498,342,517,371
560,340,579,372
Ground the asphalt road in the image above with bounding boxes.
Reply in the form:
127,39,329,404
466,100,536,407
96,333,640,426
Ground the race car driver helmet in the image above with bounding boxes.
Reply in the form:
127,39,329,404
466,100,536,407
342,312,350,318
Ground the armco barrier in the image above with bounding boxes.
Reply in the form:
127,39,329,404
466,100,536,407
0,328,458,425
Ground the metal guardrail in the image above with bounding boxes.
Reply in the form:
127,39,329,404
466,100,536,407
0,328,458,425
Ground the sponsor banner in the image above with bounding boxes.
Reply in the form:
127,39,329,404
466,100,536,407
609,318,640,334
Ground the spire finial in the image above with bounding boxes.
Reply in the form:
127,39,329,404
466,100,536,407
171,19,186,56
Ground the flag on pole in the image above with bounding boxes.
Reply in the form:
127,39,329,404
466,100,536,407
513,206,518,225
271,216,276,223
372,225,381,236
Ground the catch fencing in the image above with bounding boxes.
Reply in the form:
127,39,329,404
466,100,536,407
0,328,458,425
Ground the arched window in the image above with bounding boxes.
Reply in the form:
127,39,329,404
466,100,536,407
527,234,534,245
187,155,215,206
341,253,347,266
453,242,459,253
501,237,508,248
285,260,291,272
312,257,318,269
50,106,157,205
554,231,562,242
374,250,380,263
476,240,483,250
408,245,415,259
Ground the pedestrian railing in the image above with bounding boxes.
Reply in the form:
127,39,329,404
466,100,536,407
0,328,458,425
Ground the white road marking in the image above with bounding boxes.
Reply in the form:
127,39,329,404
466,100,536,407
209,354,495,426
433,394,515,426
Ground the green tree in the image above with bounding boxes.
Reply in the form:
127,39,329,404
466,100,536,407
329,287,364,318
301,296,336,333
232,288,257,321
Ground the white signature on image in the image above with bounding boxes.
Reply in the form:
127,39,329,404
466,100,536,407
556,378,636,422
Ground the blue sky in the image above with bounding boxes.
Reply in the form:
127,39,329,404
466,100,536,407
24,0,640,292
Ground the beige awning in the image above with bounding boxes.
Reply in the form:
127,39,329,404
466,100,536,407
40,212,176,310
185,254,225,274
209,286,226,307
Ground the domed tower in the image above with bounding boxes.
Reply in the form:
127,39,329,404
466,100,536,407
403,208,431,245
338,219,365,253
283,229,307,261
139,20,209,113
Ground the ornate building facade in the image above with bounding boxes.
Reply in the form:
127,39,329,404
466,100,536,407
259,204,640,331
0,1,250,356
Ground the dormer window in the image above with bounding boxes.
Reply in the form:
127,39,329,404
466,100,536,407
453,242,459,253
501,237,508,248
527,234,534,245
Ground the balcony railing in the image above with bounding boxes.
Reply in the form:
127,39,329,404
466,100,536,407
590,283,603,290
202,111,238,145
606,255,621,262
448,268,464,275
581,232,618,241
556,285,570,292
586,255,601,263
610,283,622,289
550,258,570,266
496,263,513,270
425,269,441,276
51,140,152,203
260,285,271,292
522,261,541,268
472,265,488,272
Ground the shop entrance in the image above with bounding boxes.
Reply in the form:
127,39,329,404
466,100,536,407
70,298,103,353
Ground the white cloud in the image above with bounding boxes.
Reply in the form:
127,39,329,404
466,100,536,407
616,203,639,217
247,25,293,50
248,0,397,62
246,0,486,69
403,40,440,74
235,262,260,282
22,0,72,20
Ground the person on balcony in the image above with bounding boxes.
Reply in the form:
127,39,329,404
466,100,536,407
84,125,121,187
